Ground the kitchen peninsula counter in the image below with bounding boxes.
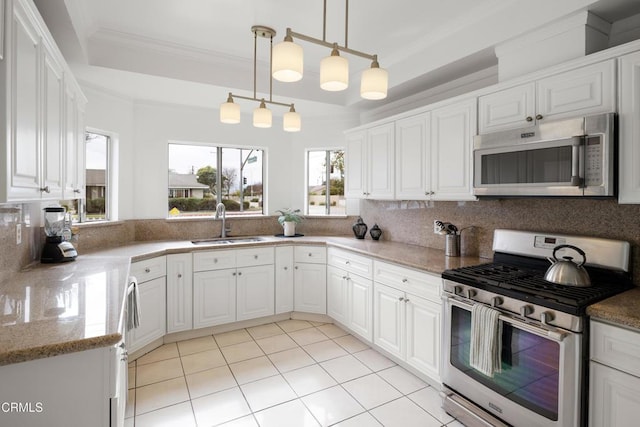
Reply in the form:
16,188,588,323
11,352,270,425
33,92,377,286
0,235,484,366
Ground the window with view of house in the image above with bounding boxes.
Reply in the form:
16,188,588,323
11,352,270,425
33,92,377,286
168,143,264,217
62,131,111,222
306,149,345,216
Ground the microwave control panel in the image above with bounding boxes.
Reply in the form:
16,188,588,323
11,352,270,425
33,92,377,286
585,136,603,186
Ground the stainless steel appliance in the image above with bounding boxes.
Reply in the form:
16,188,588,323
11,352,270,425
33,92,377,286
473,113,615,197
41,206,77,263
441,229,633,427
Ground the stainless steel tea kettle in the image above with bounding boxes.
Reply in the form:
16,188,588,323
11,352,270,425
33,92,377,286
544,244,591,287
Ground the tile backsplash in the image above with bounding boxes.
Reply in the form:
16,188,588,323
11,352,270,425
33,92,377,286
2,198,639,285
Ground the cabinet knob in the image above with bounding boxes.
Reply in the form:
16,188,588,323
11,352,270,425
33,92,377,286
404,298,410,303
214,258,218,263
40,186,50,193
402,278,408,283
254,255,258,259
308,253,312,257
535,114,543,120
342,276,347,280
145,268,151,273
295,266,299,270
345,261,350,265
284,266,288,270
526,116,533,122
399,297,404,301
73,188,81,194
238,271,242,276
177,274,182,278
232,272,236,276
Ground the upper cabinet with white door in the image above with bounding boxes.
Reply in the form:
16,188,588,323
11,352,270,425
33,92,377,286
618,51,640,204
430,98,477,200
0,0,87,203
478,60,616,133
345,122,395,200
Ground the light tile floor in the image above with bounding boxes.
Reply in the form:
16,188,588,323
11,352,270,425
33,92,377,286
126,320,465,427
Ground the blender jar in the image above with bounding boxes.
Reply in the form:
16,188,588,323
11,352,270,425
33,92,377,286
44,207,66,238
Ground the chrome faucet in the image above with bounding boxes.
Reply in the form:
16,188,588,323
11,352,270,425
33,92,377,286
215,203,228,238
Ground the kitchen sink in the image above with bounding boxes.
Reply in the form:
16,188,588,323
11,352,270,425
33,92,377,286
191,237,264,245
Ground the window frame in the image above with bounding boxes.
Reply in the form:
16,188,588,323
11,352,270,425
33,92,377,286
305,148,346,216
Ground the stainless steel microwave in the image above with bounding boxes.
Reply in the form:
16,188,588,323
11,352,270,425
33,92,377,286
473,113,615,197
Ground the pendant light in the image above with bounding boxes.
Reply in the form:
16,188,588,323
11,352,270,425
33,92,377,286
220,26,300,132
253,99,272,128
360,56,388,100
272,33,303,82
272,0,388,99
283,104,301,132
220,93,241,123
320,44,349,91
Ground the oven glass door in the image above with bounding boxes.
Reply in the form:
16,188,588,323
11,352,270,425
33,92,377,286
450,305,560,421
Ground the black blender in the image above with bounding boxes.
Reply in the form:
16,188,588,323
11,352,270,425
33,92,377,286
41,207,77,263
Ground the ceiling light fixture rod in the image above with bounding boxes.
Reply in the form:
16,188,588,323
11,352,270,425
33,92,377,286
286,27,375,61
228,93,292,108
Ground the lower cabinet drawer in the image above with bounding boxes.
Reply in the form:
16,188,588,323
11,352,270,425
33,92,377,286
294,246,327,264
130,256,166,282
236,247,275,267
373,260,441,302
591,320,640,377
193,250,236,272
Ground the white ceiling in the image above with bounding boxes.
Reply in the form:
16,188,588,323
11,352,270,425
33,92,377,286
35,0,640,117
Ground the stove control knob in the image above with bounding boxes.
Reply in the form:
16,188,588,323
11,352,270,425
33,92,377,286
519,305,534,317
540,311,554,325
453,286,463,296
465,289,477,300
491,297,503,307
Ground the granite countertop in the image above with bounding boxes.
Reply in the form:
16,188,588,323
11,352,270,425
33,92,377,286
587,287,640,330
0,235,485,366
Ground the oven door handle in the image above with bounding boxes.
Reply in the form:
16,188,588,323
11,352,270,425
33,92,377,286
446,296,569,342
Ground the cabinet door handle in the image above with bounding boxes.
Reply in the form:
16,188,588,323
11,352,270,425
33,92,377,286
145,268,151,273
40,186,50,193
526,116,533,122
73,188,81,194
536,114,543,120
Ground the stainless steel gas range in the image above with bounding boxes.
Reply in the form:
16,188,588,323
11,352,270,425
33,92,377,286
440,229,633,427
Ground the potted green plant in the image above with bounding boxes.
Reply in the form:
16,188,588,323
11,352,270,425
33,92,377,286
276,208,303,236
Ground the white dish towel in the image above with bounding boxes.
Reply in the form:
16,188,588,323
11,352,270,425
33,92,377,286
469,303,502,377
126,276,141,331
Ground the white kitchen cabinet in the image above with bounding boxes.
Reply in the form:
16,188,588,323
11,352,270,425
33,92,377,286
373,282,405,358
327,265,349,324
589,320,640,426
294,246,327,314
479,60,616,133
327,248,374,341
236,264,275,321
193,247,275,327
373,260,442,383
128,257,167,353
618,51,640,204
430,98,476,201
0,345,122,427
345,122,395,199
275,246,294,314
193,268,236,328
128,276,166,353
0,0,87,202
166,253,193,334
395,113,431,200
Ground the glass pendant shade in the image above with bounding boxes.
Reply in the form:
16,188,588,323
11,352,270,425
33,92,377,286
220,94,241,124
361,63,388,100
283,105,301,132
253,100,272,128
320,46,348,91
272,36,303,82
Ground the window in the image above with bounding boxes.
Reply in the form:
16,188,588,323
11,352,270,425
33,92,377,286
61,131,111,222
168,143,264,217
306,149,345,215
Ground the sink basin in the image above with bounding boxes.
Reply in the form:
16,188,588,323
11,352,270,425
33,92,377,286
191,237,264,245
